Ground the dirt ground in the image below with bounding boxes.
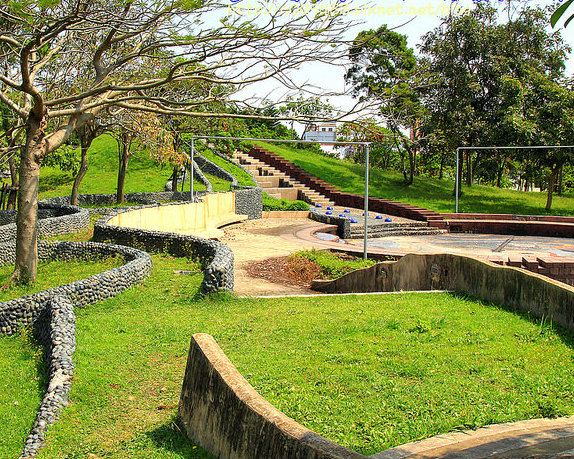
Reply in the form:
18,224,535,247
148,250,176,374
219,217,327,296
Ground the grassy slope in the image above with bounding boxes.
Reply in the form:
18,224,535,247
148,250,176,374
255,141,574,216
39,135,179,199
1,251,572,457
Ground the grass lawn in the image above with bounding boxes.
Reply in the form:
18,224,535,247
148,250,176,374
0,256,124,302
254,141,574,216
39,135,174,200
1,252,573,457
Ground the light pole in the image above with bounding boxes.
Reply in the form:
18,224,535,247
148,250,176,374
190,137,194,202
363,144,370,260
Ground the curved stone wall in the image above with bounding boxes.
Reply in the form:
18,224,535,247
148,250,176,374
178,333,368,459
0,203,90,243
0,241,153,335
93,211,234,294
21,295,76,458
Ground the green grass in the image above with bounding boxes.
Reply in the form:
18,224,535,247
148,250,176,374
292,249,377,279
254,141,574,216
1,250,573,457
198,147,256,187
0,256,124,302
39,135,173,199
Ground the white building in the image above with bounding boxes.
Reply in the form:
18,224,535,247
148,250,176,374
302,122,336,143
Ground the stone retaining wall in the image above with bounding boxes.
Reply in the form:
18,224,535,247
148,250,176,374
178,333,368,459
309,212,351,239
93,212,234,294
21,295,76,458
195,154,238,186
233,186,263,220
0,241,152,335
0,203,90,243
312,253,574,332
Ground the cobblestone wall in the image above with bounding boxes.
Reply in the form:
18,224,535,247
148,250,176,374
0,241,152,335
0,204,90,243
93,212,234,294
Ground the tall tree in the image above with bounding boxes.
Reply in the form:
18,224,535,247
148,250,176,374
0,0,349,283
346,25,427,185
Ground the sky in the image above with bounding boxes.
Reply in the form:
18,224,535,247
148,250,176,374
226,0,574,124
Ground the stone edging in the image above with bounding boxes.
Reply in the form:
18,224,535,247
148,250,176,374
178,333,368,459
0,241,153,335
0,241,152,457
20,295,76,458
93,209,234,294
195,153,238,186
0,203,90,243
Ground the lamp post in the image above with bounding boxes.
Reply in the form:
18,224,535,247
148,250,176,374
363,144,370,260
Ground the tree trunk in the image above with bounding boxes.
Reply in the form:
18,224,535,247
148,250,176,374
465,151,473,187
439,154,444,180
496,157,506,188
557,165,563,195
116,139,130,204
546,165,560,212
7,154,18,210
172,166,178,192
15,114,44,284
71,145,89,206
407,147,415,185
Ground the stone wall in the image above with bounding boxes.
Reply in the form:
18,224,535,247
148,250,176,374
195,154,238,186
312,253,574,332
0,203,90,243
93,212,234,294
21,295,76,458
178,333,368,459
309,212,351,239
233,186,263,220
0,241,152,335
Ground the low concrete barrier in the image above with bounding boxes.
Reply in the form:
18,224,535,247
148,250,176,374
178,333,367,459
312,253,574,332
107,192,247,239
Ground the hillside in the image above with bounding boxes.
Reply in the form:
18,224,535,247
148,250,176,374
254,141,574,216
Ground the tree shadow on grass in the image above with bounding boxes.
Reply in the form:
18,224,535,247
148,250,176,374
448,291,574,349
145,417,215,459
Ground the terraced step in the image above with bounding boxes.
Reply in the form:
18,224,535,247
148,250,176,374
232,150,335,207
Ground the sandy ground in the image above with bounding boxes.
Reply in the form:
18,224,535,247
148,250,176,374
219,218,326,296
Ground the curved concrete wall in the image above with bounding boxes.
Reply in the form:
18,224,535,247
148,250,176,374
312,253,574,332
178,333,367,459
107,192,244,238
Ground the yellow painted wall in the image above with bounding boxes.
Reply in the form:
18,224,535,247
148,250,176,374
108,192,246,237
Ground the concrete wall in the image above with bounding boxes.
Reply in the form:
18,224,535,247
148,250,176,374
107,192,243,237
312,253,574,332
178,333,368,459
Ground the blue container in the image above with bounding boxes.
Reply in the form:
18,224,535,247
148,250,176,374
326,210,332,215
344,209,350,213
316,203,322,208
376,215,383,219
350,218,358,223
327,206,334,210
385,217,392,222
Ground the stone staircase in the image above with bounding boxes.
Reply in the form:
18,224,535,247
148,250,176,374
233,151,335,207
350,221,447,238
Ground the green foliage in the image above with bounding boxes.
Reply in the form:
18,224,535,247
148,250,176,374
38,134,172,199
41,144,80,173
291,249,376,279
262,194,310,211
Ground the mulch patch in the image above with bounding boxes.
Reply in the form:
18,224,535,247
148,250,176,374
244,255,323,289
